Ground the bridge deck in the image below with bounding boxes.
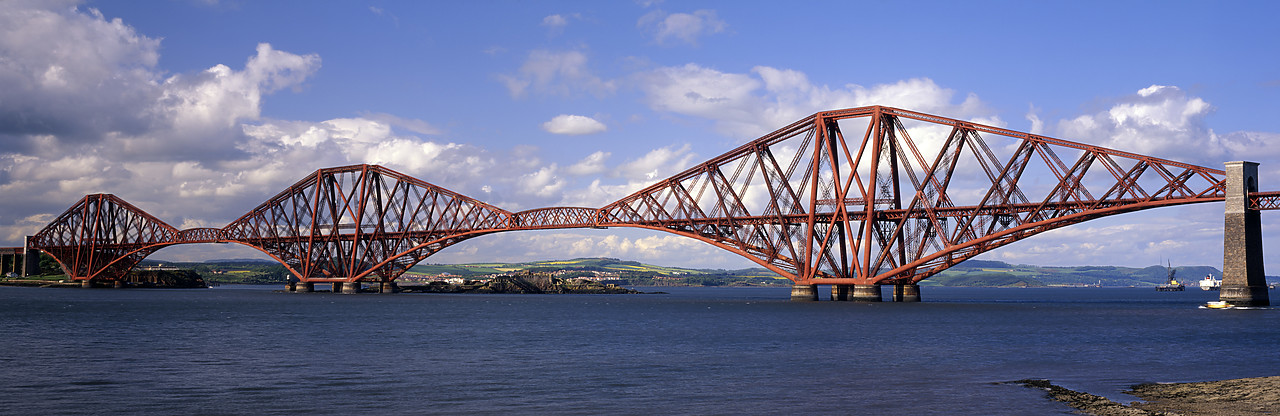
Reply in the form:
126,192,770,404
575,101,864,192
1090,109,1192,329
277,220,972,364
22,105,1264,287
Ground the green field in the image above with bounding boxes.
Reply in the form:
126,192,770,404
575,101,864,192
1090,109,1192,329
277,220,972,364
409,258,788,286
107,256,1240,288
922,260,1224,287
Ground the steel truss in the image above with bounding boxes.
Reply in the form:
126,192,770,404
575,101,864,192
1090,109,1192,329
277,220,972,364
598,106,1230,285
27,106,1254,285
221,165,511,283
29,194,180,280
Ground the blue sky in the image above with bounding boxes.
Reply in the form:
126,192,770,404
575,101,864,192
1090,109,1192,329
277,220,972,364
2,0,1279,272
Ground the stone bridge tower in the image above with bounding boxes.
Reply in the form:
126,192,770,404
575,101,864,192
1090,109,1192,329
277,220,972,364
1221,161,1270,306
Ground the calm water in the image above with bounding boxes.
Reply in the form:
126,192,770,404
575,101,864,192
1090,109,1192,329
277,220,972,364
1,285,1277,415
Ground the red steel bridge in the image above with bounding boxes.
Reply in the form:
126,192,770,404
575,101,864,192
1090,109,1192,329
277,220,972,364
21,106,1280,302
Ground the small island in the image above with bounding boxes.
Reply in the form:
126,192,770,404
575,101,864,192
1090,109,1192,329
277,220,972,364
397,271,648,294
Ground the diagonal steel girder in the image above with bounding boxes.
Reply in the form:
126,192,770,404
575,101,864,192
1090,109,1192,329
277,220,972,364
219,164,512,283
27,106,1245,286
28,194,180,281
597,106,1229,285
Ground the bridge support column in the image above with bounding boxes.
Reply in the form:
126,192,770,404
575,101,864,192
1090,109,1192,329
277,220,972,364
342,281,362,294
113,280,125,289
22,237,39,277
380,281,398,294
286,281,296,292
80,280,93,288
893,284,921,302
1222,161,1270,307
295,281,313,293
830,285,849,301
790,284,818,301
851,284,882,302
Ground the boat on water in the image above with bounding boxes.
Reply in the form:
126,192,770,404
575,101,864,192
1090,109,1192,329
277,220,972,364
1199,274,1222,291
1155,262,1185,291
1204,301,1233,309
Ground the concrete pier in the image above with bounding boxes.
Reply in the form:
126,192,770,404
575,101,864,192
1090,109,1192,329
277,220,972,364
80,280,93,288
790,284,818,301
830,284,849,301
380,281,398,294
22,236,39,277
850,284,882,302
892,284,921,302
342,281,362,294
1221,161,1270,307
113,280,125,289
295,281,314,293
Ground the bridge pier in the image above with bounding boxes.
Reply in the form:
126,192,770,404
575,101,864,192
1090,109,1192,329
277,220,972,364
830,285,849,301
341,281,362,294
790,284,818,301
892,284,921,302
113,280,125,289
80,280,93,288
0,250,19,277
380,281,398,294
294,281,314,293
850,284,882,302
22,236,39,277
1222,161,1270,307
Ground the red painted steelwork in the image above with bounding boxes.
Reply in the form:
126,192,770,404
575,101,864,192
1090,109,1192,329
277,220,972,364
177,228,225,243
27,106,1246,285
1249,191,1280,210
29,194,180,281
511,207,606,229
596,106,1228,284
219,164,512,284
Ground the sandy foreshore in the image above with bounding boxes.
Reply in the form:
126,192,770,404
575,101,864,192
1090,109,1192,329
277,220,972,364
1017,376,1280,415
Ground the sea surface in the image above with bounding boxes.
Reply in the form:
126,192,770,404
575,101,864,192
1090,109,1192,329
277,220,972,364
1,285,1277,415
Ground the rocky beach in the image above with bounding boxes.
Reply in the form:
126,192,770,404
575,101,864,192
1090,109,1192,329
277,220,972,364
1018,376,1280,415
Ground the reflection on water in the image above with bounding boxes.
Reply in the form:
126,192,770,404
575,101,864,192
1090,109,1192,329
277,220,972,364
0,285,1275,415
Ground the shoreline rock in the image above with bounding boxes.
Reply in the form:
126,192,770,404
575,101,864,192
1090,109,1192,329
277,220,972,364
1129,376,1280,415
1015,376,1280,415
1013,379,1152,415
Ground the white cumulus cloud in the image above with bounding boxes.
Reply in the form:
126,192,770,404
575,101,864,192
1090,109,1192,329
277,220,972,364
638,9,727,46
542,114,607,135
566,151,611,176
1044,85,1228,165
639,64,992,140
0,2,576,249
541,13,581,34
498,49,616,98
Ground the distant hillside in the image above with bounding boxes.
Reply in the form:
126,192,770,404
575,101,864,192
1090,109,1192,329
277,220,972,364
928,260,1223,287
134,257,1238,288
408,257,787,287
138,259,292,285
141,258,279,265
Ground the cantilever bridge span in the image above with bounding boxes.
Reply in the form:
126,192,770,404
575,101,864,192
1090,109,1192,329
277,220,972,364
23,106,1280,303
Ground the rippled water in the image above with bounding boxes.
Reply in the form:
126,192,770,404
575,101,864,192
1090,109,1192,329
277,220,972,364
1,285,1276,415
